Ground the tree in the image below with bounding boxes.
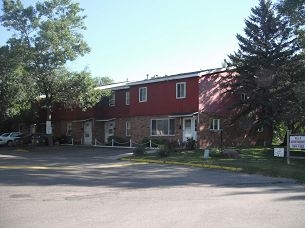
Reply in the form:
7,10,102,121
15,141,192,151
0,43,35,120
0,0,102,144
277,0,305,49
224,0,304,140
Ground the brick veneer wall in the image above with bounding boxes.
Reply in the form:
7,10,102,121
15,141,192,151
198,113,272,148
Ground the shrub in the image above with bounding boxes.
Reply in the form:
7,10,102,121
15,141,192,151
158,145,170,157
186,137,197,150
157,140,178,157
133,145,146,156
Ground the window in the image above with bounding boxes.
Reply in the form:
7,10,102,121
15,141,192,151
257,126,264,132
151,119,175,136
210,119,220,130
241,93,249,101
109,91,115,106
66,122,72,136
139,87,147,102
126,91,130,105
126,121,131,136
176,82,186,99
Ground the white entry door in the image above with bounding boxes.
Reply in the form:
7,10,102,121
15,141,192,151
83,121,92,145
105,121,115,142
183,118,197,141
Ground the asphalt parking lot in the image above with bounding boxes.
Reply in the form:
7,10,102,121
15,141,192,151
0,146,305,228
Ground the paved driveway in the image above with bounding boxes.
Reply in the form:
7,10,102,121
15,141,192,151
0,146,305,228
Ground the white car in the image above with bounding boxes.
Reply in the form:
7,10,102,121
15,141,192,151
0,132,23,146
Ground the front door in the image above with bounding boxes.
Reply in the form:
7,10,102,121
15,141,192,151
183,118,197,141
83,121,92,145
105,121,115,142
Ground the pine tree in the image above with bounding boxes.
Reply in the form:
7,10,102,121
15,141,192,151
225,0,303,136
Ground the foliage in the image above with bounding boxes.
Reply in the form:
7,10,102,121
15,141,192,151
0,0,102,125
186,137,197,150
277,0,305,50
224,0,305,140
157,140,178,157
0,44,34,119
133,145,146,156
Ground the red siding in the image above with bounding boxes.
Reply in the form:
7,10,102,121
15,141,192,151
96,89,130,119
199,72,238,115
52,107,95,121
130,77,199,116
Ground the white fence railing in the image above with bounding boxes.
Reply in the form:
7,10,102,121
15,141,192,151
94,138,160,149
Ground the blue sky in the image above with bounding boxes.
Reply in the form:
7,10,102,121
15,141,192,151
0,0,264,82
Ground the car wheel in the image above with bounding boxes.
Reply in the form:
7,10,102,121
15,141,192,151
7,140,13,147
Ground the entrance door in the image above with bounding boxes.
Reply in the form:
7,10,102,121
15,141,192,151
183,118,197,141
105,121,115,142
83,121,92,145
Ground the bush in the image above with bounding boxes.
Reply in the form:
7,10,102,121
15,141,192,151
158,145,170,157
186,137,197,150
157,140,178,157
133,145,146,156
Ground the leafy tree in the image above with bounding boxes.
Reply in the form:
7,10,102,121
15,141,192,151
0,43,35,120
224,0,304,140
0,0,102,144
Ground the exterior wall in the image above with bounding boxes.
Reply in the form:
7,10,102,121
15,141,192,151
96,89,130,120
48,69,272,148
125,115,182,145
198,113,272,148
199,72,238,115
130,77,199,116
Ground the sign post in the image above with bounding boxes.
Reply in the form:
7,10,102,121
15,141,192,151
286,130,291,165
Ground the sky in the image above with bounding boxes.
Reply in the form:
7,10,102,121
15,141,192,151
0,0,266,83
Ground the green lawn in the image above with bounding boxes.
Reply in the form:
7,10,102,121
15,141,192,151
123,148,305,183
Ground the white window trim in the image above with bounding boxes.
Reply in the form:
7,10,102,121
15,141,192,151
210,119,220,131
176,82,186,99
126,121,131,136
241,93,249,101
257,126,264,132
150,118,175,136
126,91,130,105
139,87,147,102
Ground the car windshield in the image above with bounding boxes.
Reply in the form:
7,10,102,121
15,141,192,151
0,133,10,137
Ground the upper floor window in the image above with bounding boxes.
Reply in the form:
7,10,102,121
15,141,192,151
241,93,249,101
139,87,147,102
109,91,115,106
210,119,220,131
176,82,186,99
126,91,130,105
257,126,264,132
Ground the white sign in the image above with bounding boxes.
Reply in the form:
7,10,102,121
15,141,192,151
274,148,284,157
46,121,52,134
290,136,305,149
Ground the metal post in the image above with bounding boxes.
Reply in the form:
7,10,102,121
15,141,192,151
286,130,291,165
95,138,97,146
112,138,114,147
130,139,132,148
150,139,152,149
72,138,74,145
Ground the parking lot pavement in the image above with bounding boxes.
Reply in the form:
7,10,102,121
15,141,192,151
0,146,305,228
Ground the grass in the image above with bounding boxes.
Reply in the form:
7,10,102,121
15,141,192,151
122,148,305,183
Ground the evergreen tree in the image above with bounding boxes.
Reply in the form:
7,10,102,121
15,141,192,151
224,0,304,137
